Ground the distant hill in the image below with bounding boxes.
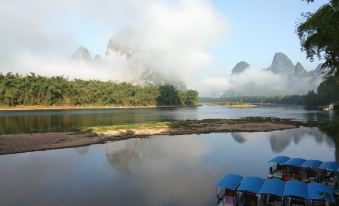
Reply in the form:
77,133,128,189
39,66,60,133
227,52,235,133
71,29,186,89
71,47,92,61
231,61,250,75
266,52,295,76
224,52,326,97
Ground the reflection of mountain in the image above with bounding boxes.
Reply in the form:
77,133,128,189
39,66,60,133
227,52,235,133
269,133,292,153
269,127,329,153
74,146,89,155
230,128,333,154
105,140,142,175
231,133,248,143
104,136,215,205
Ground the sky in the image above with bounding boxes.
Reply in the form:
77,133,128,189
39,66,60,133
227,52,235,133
75,0,327,72
209,0,327,75
0,0,329,96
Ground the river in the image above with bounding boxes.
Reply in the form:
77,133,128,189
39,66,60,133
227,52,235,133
0,105,337,206
0,105,335,134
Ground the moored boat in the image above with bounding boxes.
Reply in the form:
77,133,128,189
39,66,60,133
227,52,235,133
268,156,339,188
215,174,336,205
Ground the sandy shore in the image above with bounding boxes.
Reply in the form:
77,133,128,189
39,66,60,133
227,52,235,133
0,118,299,155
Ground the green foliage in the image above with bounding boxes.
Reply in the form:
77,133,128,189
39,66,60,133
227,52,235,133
0,73,198,107
297,0,339,77
304,77,339,107
335,103,339,115
304,90,319,108
179,90,199,105
156,84,181,105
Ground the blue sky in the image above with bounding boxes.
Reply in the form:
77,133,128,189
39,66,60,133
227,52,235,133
208,0,328,73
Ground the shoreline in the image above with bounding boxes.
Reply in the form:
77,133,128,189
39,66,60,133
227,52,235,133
228,104,257,108
0,104,201,111
0,118,300,155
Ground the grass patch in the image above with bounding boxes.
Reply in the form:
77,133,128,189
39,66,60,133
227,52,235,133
86,122,173,133
81,117,296,133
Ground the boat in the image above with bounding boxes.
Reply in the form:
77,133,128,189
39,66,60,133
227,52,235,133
323,104,334,112
216,174,243,206
237,177,264,206
268,156,339,188
258,179,285,206
215,174,335,205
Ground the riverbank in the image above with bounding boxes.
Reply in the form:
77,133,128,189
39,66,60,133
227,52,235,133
215,102,257,108
0,104,200,111
0,118,300,155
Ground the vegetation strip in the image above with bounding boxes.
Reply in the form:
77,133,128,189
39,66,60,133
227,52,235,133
0,73,198,107
0,118,300,155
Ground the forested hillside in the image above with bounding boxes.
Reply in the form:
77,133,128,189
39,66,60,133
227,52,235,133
0,73,198,107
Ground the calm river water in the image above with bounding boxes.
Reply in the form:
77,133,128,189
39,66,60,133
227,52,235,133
0,105,336,134
0,105,337,206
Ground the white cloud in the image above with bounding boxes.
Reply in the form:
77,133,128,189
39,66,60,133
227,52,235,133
0,0,226,86
198,68,321,97
197,77,230,97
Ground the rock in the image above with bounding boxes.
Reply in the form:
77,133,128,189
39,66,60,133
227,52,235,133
94,54,102,61
294,62,307,76
106,29,139,58
231,61,250,75
71,47,92,61
267,52,294,76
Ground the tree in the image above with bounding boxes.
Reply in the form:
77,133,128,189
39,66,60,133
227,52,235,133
156,84,181,106
304,90,319,108
297,0,339,77
0,72,198,107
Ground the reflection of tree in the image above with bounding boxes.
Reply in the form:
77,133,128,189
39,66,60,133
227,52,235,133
231,133,247,143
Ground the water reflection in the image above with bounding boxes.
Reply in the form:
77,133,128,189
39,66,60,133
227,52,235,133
231,133,247,143
0,105,335,134
74,146,89,155
231,127,334,154
0,128,336,206
105,136,215,205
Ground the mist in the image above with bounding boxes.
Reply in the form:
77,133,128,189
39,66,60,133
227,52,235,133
0,0,323,97
198,68,323,97
0,0,225,86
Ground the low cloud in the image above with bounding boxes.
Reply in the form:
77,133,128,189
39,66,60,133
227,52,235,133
198,68,321,97
0,0,226,86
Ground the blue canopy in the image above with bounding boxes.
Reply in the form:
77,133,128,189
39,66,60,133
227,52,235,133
284,158,306,167
318,161,338,172
259,179,285,197
308,183,335,203
283,180,308,199
216,174,243,190
237,176,264,193
301,160,322,169
269,156,290,164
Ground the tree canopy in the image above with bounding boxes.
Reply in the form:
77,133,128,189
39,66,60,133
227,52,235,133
0,73,198,107
297,0,339,77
